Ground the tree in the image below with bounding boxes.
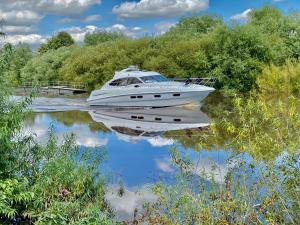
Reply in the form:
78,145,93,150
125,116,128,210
0,83,115,224
5,44,32,85
84,31,125,46
38,32,75,54
21,46,76,82
168,14,223,36
60,38,151,89
0,44,13,83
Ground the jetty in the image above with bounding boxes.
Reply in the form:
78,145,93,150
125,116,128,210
20,81,88,95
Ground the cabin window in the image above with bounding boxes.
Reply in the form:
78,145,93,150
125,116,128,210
155,117,162,121
140,75,169,83
127,78,142,85
154,95,161,98
118,78,129,86
110,77,142,86
174,118,182,122
173,93,181,97
137,96,143,99
109,78,127,86
131,96,137,99
109,79,121,86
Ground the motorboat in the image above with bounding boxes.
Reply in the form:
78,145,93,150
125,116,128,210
87,66,215,107
88,107,210,142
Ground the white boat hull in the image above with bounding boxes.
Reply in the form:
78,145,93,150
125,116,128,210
87,88,213,107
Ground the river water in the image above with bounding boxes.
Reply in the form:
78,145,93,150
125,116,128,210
21,95,241,221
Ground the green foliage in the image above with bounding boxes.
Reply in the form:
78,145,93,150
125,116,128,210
38,32,75,54
168,14,223,36
165,62,300,161
0,89,32,178
0,179,33,220
27,156,114,225
216,61,300,160
145,150,300,225
21,46,76,82
221,96,300,160
4,44,33,85
257,61,300,97
60,38,151,89
0,43,31,85
0,84,115,224
84,31,125,46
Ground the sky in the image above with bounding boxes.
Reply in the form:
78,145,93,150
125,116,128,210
0,0,299,47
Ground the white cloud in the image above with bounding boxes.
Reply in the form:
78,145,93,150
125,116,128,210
113,0,209,19
230,9,252,22
191,158,236,184
147,137,174,147
0,9,42,27
22,112,108,148
105,24,145,37
57,14,102,25
60,25,97,42
4,34,47,45
57,18,74,24
3,23,145,46
132,27,143,31
61,24,145,43
81,14,102,22
106,185,157,221
2,25,37,34
0,0,101,35
155,157,175,173
155,21,176,34
76,136,108,148
36,0,101,17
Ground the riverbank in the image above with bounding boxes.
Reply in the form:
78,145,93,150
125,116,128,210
2,85,299,224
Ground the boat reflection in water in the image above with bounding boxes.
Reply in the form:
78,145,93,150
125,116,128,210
88,106,210,142
88,106,212,221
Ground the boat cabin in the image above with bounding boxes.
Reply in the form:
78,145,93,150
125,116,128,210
105,66,169,88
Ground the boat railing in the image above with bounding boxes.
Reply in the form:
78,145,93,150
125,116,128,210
21,81,87,90
171,77,217,87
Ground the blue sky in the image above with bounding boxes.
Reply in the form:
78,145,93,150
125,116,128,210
1,0,299,46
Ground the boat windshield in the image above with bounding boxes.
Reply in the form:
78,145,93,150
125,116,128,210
140,75,169,83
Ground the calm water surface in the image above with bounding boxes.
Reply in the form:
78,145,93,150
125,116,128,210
22,95,239,220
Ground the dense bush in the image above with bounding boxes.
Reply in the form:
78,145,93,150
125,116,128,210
257,61,300,97
0,43,32,85
21,46,77,82
60,38,152,89
84,31,125,46
143,150,300,225
0,86,115,224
